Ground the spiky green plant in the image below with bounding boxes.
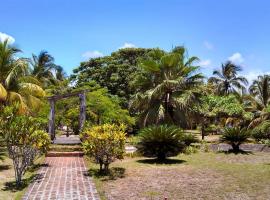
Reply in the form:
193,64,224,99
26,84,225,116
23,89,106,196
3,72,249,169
137,125,187,160
220,127,250,152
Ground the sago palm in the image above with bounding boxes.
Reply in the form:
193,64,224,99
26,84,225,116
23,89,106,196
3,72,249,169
131,46,204,127
208,61,248,95
0,39,45,112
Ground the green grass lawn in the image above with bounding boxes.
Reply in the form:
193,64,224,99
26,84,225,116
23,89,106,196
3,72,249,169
0,147,45,200
86,152,270,200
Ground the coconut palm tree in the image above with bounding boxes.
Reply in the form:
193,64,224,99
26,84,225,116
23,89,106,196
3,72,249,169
30,51,65,87
208,61,248,95
248,75,270,127
0,39,45,112
249,75,270,109
131,46,204,127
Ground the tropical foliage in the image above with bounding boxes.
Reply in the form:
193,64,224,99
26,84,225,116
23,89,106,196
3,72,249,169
30,50,65,88
0,39,45,113
0,105,50,186
208,61,248,95
131,47,204,127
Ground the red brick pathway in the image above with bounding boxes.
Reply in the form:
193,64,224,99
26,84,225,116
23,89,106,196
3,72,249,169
22,157,100,200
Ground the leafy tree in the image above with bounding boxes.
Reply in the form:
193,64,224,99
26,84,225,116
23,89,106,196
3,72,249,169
71,48,151,107
137,125,192,160
131,46,204,127
252,120,270,141
51,83,134,134
0,39,45,113
81,124,126,173
220,127,250,152
208,61,248,95
0,105,50,186
193,95,253,139
87,88,135,126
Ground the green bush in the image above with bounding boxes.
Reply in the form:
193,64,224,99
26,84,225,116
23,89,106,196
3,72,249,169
0,106,50,186
81,124,126,173
220,127,250,152
252,121,270,141
181,133,199,146
137,125,187,160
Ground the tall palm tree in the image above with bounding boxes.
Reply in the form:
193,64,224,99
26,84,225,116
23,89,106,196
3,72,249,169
131,46,204,127
30,51,65,87
248,75,270,127
249,75,270,109
208,61,248,95
0,39,45,112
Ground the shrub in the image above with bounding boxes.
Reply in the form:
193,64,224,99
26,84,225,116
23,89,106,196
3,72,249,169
252,121,270,141
0,106,50,186
136,125,186,160
181,133,199,146
81,124,126,173
220,127,250,152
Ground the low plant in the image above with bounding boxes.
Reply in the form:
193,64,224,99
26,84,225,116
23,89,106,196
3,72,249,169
183,146,198,154
137,125,187,160
81,124,126,173
181,133,199,146
252,121,270,141
0,106,50,186
220,127,250,152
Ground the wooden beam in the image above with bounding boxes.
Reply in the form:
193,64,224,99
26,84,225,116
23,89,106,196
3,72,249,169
79,92,86,132
48,99,55,140
47,90,90,101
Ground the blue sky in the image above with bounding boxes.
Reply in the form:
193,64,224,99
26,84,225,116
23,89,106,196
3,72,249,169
1,0,270,82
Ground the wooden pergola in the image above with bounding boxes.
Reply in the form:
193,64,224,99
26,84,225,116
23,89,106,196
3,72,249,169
47,90,87,140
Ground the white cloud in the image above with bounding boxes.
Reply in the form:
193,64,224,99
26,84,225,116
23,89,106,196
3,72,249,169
119,42,137,49
0,32,15,44
198,59,211,67
82,50,104,60
228,52,244,64
203,41,214,50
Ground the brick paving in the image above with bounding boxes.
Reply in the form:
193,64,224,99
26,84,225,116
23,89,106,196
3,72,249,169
22,157,100,200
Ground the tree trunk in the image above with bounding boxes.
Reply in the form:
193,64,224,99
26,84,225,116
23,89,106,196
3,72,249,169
201,122,205,140
232,143,240,152
99,160,103,173
66,126,69,137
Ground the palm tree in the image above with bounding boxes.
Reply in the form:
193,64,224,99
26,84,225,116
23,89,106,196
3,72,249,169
249,75,270,109
248,75,270,127
0,39,45,112
208,61,248,95
131,46,204,127
30,51,65,87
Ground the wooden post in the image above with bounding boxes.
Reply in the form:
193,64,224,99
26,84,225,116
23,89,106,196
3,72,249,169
48,99,55,140
79,92,86,132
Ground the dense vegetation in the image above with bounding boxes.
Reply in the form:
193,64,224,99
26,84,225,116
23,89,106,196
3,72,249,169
1,37,270,180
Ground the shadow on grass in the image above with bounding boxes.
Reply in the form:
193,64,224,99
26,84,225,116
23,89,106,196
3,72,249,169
2,163,46,192
0,165,11,171
86,167,126,181
137,158,186,165
217,149,253,155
